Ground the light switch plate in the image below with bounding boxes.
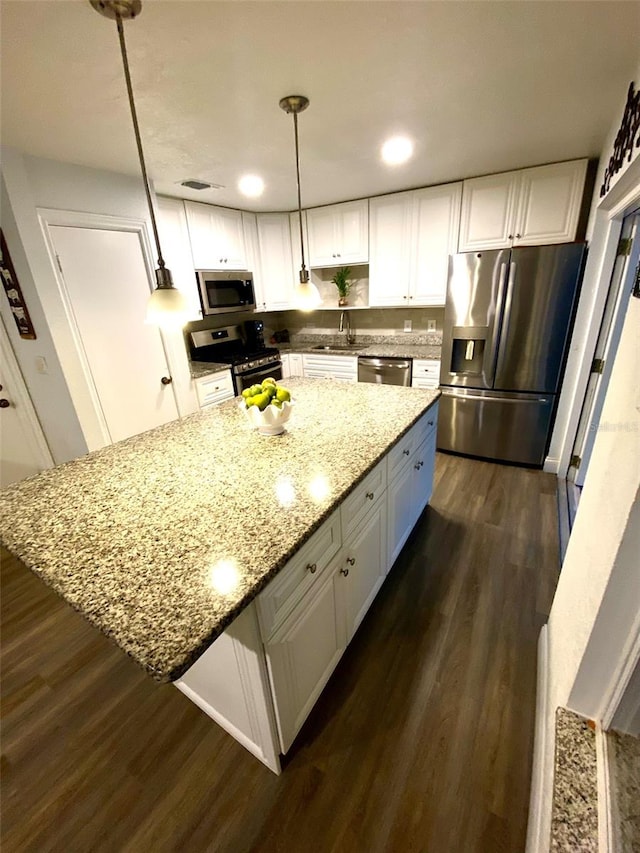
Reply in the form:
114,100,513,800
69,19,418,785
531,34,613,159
427,320,437,332
404,320,412,332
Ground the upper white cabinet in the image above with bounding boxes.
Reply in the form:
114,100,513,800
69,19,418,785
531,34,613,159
256,213,294,311
369,183,461,307
156,197,202,320
184,201,247,270
458,159,587,252
307,200,369,267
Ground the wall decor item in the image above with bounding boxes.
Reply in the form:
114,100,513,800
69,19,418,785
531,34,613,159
600,80,640,197
0,229,36,340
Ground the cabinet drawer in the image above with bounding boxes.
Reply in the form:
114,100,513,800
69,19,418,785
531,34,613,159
340,458,386,540
302,354,358,379
412,359,441,390
387,408,437,482
195,370,235,409
256,513,342,640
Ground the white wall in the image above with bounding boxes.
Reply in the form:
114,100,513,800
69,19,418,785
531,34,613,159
1,147,197,461
546,60,640,474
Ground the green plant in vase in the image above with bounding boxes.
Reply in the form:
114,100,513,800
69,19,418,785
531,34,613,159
331,266,352,306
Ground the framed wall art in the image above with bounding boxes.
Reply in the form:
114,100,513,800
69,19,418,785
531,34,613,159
0,228,36,340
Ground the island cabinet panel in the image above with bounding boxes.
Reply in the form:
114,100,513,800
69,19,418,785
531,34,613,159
264,566,347,753
184,201,247,270
343,494,387,640
307,200,368,267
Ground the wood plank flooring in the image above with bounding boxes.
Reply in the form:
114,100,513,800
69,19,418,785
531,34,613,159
1,453,560,853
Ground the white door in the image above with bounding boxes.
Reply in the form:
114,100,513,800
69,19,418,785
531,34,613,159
0,319,54,487
368,192,413,306
48,225,180,446
410,183,462,305
458,171,520,251
568,212,639,486
514,160,587,247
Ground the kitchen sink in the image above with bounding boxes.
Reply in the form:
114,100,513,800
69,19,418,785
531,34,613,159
311,344,368,351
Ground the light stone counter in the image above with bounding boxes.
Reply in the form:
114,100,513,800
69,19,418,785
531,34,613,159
0,379,439,683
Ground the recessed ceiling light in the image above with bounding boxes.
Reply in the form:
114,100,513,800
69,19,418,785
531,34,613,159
238,175,265,197
381,136,414,166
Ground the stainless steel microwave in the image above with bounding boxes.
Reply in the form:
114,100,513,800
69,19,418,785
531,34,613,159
196,270,255,316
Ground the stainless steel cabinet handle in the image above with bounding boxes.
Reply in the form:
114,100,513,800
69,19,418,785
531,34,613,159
307,563,317,574
346,557,356,566
414,463,421,470
403,449,410,456
428,420,434,426
0,399,10,409
366,491,374,500
508,234,513,240
340,567,349,577
515,233,521,239
161,376,173,385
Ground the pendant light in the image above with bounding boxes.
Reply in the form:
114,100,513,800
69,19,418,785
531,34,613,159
90,0,188,330
279,95,321,312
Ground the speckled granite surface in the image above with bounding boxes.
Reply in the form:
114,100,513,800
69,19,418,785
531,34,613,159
280,342,443,359
551,707,598,851
610,729,640,852
189,360,232,379
0,379,439,683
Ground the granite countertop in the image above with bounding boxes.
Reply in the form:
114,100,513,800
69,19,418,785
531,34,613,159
190,360,231,379
0,379,440,683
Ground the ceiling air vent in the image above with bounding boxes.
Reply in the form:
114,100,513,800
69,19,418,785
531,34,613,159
179,179,224,191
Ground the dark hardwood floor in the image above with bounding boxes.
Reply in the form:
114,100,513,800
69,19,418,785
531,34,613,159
1,453,559,853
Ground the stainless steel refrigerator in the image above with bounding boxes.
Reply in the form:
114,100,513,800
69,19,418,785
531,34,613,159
437,243,586,466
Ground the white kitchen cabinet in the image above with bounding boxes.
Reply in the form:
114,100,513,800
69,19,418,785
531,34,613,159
195,370,235,409
302,353,357,382
184,201,247,270
342,494,387,641
307,200,369,267
387,454,416,569
369,184,461,307
256,213,294,311
264,563,347,753
458,159,587,252
368,192,413,307
156,197,202,321
411,184,462,305
242,212,267,311
412,359,441,389
287,353,303,378
280,353,291,379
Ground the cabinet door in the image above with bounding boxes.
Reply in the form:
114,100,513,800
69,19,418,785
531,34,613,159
513,160,587,247
343,496,387,640
307,207,338,267
156,197,202,321
335,200,368,265
184,201,246,269
195,370,235,409
458,172,520,252
288,353,303,378
410,184,462,305
280,353,291,379
387,457,415,570
264,567,346,753
257,214,294,311
369,192,413,306
242,212,267,310
413,428,437,520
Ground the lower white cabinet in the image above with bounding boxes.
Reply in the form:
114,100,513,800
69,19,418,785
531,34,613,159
263,564,347,753
412,359,441,389
302,353,357,382
342,494,387,641
195,370,235,409
281,353,303,379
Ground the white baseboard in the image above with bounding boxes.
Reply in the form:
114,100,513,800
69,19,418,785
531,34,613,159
544,456,560,474
526,624,550,853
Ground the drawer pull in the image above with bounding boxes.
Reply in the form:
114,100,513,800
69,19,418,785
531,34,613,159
428,420,434,426
307,563,317,574
366,491,374,501
346,557,356,566
414,463,421,470
419,460,424,468
403,449,410,456
340,567,349,577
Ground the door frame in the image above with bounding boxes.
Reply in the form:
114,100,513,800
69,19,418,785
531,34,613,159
37,208,177,450
0,313,54,476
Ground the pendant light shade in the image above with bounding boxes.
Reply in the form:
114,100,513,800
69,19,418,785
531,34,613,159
280,95,321,312
91,0,188,330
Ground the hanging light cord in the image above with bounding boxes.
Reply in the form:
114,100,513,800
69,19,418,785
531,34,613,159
115,13,166,273
292,111,308,280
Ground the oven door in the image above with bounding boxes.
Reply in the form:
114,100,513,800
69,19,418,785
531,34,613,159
234,361,283,395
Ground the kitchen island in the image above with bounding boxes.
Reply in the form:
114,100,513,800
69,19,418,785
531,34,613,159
0,379,439,772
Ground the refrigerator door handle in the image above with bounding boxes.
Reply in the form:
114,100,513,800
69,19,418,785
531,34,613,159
494,261,516,380
440,390,550,404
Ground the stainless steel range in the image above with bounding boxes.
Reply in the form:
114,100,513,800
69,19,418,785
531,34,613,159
189,324,282,395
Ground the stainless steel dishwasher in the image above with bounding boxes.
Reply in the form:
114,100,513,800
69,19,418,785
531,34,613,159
357,356,412,386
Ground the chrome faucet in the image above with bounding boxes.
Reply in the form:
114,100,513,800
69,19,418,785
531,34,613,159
339,310,355,345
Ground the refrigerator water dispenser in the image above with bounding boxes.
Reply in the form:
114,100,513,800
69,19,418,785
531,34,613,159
451,337,486,375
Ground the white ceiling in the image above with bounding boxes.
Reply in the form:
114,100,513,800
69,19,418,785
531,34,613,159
1,1,639,212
